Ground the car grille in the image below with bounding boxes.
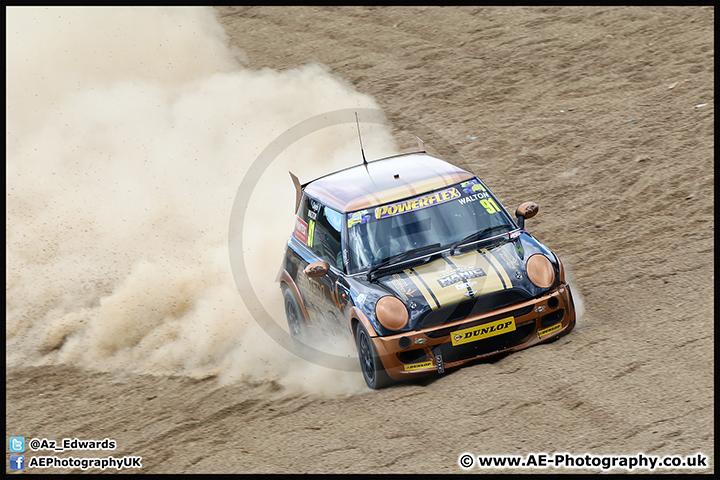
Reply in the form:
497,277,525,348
397,349,428,364
436,321,536,363
424,304,534,338
418,288,532,329
540,309,564,328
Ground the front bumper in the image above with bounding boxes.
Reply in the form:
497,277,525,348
371,283,576,381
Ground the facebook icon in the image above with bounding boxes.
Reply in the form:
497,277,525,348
10,455,25,470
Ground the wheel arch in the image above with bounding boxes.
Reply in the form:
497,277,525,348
279,269,311,325
349,306,378,340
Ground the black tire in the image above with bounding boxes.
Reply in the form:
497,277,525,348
355,322,394,390
283,287,308,342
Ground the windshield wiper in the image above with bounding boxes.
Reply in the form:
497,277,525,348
366,243,441,281
449,224,513,255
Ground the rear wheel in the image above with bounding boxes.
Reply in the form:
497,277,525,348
355,323,394,389
283,287,307,342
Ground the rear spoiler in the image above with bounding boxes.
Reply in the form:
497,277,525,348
289,171,302,213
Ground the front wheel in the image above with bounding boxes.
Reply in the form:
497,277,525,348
355,323,394,390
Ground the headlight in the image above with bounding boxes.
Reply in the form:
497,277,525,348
526,254,555,288
375,296,409,331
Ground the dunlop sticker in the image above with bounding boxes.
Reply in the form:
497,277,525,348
451,317,515,346
404,360,434,371
538,322,562,338
375,187,460,219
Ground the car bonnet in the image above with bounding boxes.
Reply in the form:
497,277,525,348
362,233,556,331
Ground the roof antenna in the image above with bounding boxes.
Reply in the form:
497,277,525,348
355,111,368,165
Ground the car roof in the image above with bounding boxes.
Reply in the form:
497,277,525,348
302,152,475,213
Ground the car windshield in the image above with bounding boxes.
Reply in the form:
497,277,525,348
346,178,515,274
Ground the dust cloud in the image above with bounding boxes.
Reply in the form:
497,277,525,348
6,7,396,395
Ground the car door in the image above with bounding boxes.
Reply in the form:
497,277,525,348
304,201,351,338
291,196,349,338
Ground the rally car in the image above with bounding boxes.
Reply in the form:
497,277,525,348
278,143,576,389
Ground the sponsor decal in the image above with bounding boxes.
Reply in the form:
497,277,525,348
457,191,490,205
437,267,486,288
414,338,427,345
451,317,516,346
460,179,487,194
307,209,317,220
374,187,460,219
356,293,367,304
435,352,444,374
308,277,326,300
402,287,417,298
404,360,434,371
535,305,546,313
389,273,420,302
294,217,308,243
538,322,562,338
509,230,521,239
347,209,370,228
454,281,477,290
296,270,327,320
499,248,520,269
307,219,316,247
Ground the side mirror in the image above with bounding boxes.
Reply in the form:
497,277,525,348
304,261,329,278
515,202,539,229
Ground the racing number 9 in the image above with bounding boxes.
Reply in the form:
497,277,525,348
480,198,500,214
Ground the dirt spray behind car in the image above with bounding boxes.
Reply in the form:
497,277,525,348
6,6,395,395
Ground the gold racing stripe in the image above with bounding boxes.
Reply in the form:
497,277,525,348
309,181,384,212
405,268,440,310
343,174,473,211
412,259,462,307
417,159,454,186
410,251,505,308
372,160,419,197
443,251,506,297
372,184,415,207
348,183,383,210
479,247,513,288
